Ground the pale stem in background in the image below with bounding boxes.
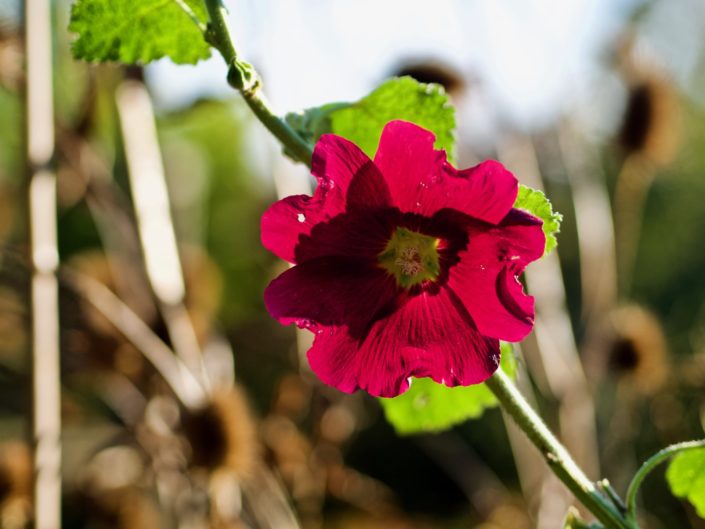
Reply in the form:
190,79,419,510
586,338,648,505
116,80,210,392
241,465,304,529
497,135,600,527
25,0,61,526
558,121,618,324
613,155,655,296
63,271,207,409
499,345,554,517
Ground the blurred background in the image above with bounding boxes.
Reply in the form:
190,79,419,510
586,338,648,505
2,0,705,527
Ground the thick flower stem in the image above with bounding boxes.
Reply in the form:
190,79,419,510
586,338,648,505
203,0,314,166
625,439,705,525
485,370,632,529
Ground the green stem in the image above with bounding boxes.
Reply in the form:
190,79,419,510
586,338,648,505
485,370,632,529
625,439,705,524
203,0,314,166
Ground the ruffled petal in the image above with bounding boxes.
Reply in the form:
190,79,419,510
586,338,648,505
307,287,500,398
448,209,545,342
444,161,519,224
261,134,389,263
373,120,446,216
264,256,398,333
373,121,518,223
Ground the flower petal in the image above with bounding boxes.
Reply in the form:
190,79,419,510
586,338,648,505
448,209,545,342
294,208,398,263
261,194,323,264
307,287,500,398
312,133,391,211
261,134,389,263
445,160,519,224
264,256,398,333
373,120,518,223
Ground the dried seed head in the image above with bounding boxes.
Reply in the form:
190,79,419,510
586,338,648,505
182,386,258,477
619,72,680,165
606,305,669,394
392,61,465,98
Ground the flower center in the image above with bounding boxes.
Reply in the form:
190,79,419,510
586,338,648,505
378,227,441,288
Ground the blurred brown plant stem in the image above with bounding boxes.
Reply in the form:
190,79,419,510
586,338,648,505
614,63,681,296
24,0,61,526
115,75,210,395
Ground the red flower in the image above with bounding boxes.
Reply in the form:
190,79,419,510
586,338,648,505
262,120,545,398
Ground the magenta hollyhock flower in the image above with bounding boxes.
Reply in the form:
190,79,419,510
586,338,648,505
261,120,545,398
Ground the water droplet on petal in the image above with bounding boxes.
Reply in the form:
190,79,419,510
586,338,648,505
297,213,306,223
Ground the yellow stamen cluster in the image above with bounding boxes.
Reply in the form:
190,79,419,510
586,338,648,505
378,227,440,288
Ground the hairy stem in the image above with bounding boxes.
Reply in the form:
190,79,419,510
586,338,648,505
485,370,632,529
203,0,314,166
625,439,705,524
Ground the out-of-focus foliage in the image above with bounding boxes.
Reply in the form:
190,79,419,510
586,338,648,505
380,343,517,435
69,0,211,64
158,102,271,325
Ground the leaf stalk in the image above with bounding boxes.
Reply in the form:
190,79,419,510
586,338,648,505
203,0,314,166
485,370,635,529
625,439,705,524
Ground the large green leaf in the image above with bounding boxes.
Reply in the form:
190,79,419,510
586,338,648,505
514,184,563,256
286,77,455,162
666,447,705,518
379,343,516,435
331,77,455,160
69,0,211,64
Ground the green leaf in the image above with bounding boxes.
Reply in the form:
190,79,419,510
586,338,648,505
514,184,563,256
328,76,456,161
69,0,211,65
666,447,705,518
285,77,455,161
285,102,351,147
379,342,516,435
